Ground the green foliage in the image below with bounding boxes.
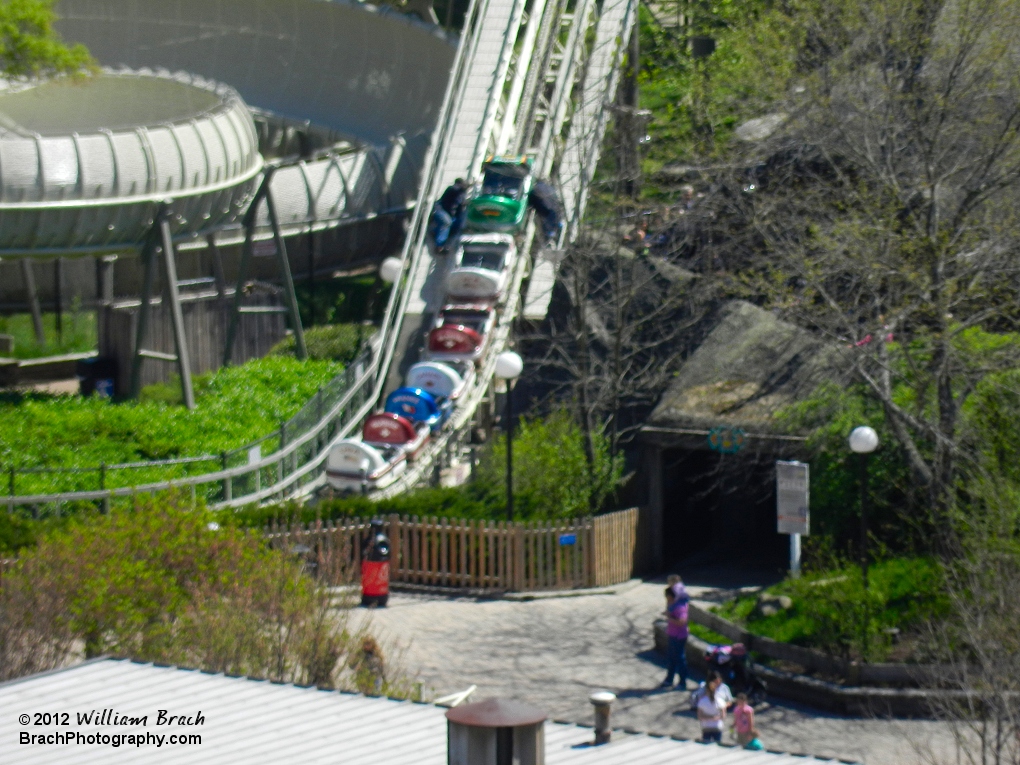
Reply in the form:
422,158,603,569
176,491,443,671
716,557,948,661
473,408,625,519
774,382,913,551
227,486,496,529
241,409,626,526
0,0,93,77
297,275,391,327
0,494,407,691
688,622,731,646
270,323,369,364
0,306,96,359
0,356,341,495
0,511,35,554
638,0,800,166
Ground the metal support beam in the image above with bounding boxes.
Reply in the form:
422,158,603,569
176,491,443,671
129,210,163,399
159,218,196,410
223,172,272,367
20,259,45,345
207,233,226,301
265,183,308,361
127,203,196,408
54,257,64,343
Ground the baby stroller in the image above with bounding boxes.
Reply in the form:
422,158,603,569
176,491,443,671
704,643,767,705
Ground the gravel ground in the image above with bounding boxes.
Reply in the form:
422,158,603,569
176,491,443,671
350,582,961,765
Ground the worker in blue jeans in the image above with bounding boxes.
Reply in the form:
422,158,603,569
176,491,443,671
661,585,689,689
431,178,467,252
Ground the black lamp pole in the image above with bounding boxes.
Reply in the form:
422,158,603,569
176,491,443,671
858,452,870,660
506,383,514,522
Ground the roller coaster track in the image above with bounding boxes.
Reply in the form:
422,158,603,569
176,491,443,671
5,0,636,511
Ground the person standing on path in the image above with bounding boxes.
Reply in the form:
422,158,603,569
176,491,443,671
732,692,761,748
696,671,733,743
660,586,689,689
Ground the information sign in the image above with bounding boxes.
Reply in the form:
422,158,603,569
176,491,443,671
707,427,745,454
776,460,809,535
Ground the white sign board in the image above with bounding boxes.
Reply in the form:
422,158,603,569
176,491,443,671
776,460,810,535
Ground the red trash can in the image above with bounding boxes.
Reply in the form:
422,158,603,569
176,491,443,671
360,519,391,607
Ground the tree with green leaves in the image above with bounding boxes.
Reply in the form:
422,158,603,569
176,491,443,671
668,0,1020,524
0,0,92,77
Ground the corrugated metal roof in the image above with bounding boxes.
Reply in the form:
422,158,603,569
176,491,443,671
0,660,858,764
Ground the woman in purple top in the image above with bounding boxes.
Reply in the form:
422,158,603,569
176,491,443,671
661,586,689,689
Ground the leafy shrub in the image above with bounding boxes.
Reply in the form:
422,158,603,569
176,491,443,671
227,486,495,529
239,408,626,526
0,305,96,359
0,355,341,496
0,512,36,554
0,494,413,695
296,275,391,327
716,557,947,661
270,323,369,364
473,408,624,519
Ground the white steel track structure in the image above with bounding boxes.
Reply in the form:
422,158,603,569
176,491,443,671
3,0,637,512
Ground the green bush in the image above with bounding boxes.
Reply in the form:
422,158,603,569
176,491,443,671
715,557,948,661
0,494,414,696
0,355,341,496
239,408,626,526
0,307,96,359
226,486,495,529
296,275,391,327
473,408,624,520
269,323,369,364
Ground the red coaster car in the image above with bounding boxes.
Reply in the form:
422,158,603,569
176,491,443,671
425,304,495,365
362,412,430,461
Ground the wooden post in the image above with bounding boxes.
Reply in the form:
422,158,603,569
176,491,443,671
513,522,524,591
389,513,401,583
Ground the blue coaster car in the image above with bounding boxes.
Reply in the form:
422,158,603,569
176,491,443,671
383,386,450,433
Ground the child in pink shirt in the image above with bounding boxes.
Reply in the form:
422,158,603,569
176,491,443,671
732,693,759,747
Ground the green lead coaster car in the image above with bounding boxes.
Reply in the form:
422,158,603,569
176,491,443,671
465,156,534,234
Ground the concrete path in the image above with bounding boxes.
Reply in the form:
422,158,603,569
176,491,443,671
352,582,959,765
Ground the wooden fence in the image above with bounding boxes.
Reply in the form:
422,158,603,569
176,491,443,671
264,507,644,592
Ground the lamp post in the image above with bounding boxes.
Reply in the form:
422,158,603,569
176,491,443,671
362,257,402,346
848,425,879,659
495,351,524,522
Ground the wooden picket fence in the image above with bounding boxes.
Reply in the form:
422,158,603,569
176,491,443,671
264,507,643,592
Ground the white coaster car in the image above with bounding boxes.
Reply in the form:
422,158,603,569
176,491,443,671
446,233,515,302
326,439,407,492
406,360,473,402
362,412,430,461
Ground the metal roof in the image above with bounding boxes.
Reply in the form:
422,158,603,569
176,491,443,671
0,659,859,764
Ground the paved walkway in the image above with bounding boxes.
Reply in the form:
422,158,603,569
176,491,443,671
352,582,959,765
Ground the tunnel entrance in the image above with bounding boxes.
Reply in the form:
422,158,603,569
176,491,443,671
659,446,789,577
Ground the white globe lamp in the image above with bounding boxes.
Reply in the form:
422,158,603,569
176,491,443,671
848,426,879,454
494,350,524,380
379,257,403,285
